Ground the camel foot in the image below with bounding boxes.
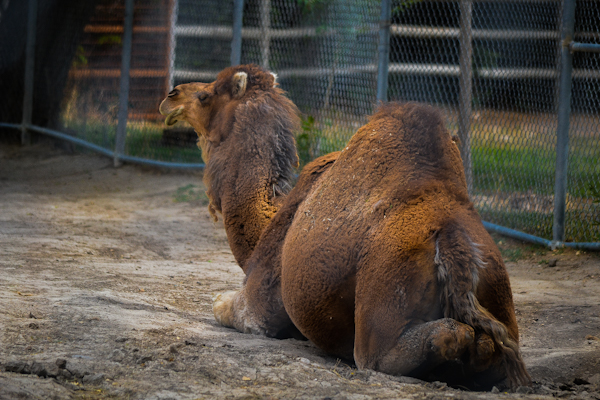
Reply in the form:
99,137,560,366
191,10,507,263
429,321,475,362
213,290,238,327
469,333,496,372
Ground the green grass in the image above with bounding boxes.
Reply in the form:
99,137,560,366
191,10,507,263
173,184,209,205
63,120,203,164
471,134,600,197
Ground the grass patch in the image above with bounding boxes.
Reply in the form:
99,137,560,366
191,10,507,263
62,120,203,164
173,184,208,205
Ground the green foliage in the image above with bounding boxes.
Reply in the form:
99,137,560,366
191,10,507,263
72,46,88,68
296,115,348,168
173,184,209,205
97,35,122,46
296,115,320,167
591,184,600,240
393,0,423,15
296,0,329,12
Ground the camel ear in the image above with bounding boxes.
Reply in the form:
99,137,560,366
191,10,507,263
270,72,278,86
231,72,247,99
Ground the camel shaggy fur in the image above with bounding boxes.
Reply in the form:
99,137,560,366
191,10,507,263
159,64,531,390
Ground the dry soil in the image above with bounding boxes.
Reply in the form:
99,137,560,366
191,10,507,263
1,141,599,400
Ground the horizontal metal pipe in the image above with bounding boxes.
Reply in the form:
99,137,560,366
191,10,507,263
173,65,600,82
483,221,600,252
570,42,600,53
116,154,205,169
26,125,205,170
0,122,23,130
483,221,552,247
26,125,115,157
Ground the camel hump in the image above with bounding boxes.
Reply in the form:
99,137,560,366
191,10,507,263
434,222,531,388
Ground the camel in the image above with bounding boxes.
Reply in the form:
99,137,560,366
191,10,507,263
159,64,531,390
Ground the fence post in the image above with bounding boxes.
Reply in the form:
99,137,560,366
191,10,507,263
167,0,178,91
231,0,244,66
259,0,270,69
552,0,576,245
458,0,473,194
21,0,38,146
376,0,391,103
114,0,135,167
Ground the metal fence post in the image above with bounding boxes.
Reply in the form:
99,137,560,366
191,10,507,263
376,0,391,103
458,0,473,194
259,0,270,69
167,0,178,91
552,0,577,244
231,0,244,66
21,0,38,146
114,0,135,167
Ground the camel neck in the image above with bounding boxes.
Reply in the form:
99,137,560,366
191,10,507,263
203,140,281,273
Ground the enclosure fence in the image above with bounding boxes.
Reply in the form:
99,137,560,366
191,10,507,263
0,0,598,249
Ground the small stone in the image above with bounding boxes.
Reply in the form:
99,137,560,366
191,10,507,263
548,258,558,267
83,373,105,385
28,322,39,329
137,355,153,364
516,385,532,394
30,362,47,378
115,337,128,343
46,364,60,378
55,358,67,369
110,349,125,362
59,369,73,379
5,361,30,374
589,374,600,385
429,381,447,390
169,343,183,354
491,386,500,394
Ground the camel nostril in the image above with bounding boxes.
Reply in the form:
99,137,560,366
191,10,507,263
168,89,179,98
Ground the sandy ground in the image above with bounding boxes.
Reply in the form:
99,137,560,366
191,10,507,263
1,141,599,400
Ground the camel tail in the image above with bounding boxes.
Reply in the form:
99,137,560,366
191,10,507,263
434,223,531,389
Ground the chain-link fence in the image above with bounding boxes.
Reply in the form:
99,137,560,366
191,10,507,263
0,0,598,247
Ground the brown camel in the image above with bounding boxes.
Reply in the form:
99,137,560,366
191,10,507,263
159,64,531,390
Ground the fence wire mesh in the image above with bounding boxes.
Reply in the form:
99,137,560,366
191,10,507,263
0,0,598,243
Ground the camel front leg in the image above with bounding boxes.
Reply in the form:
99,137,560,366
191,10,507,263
213,290,265,335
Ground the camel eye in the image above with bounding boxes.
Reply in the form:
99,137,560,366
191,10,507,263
168,89,179,98
198,92,210,103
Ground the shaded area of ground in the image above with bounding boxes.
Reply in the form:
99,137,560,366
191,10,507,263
1,142,599,399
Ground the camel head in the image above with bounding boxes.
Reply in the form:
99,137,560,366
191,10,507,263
159,65,278,139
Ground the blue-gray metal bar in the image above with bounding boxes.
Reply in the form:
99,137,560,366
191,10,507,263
458,0,473,195
570,42,600,53
0,122,23,130
114,0,135,167
26,125,205,169
552,0,576,243
21,0,38,146
231,0,244,66
483,221,552,248
483,221,600,251
376,0,391,102
28,125,115,158
117,154,205,169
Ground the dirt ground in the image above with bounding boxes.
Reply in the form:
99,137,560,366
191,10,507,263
1,140,599,400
